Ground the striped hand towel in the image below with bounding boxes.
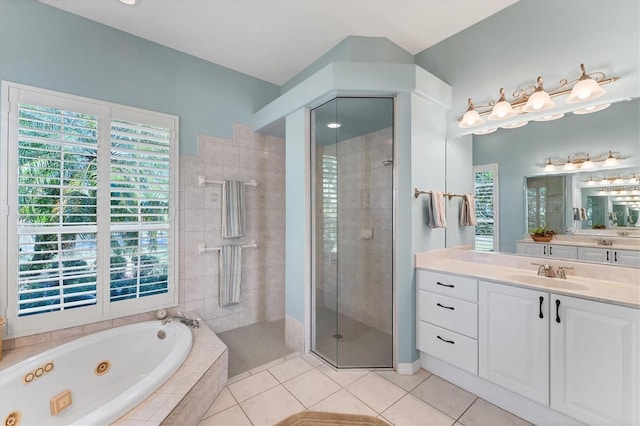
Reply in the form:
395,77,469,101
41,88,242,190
460,194,478,226
222,180,246,238
219,244,243,307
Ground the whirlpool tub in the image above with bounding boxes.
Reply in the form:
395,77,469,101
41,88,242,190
0,321,192,425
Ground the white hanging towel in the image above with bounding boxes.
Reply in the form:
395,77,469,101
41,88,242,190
460,194,478,226
428,191,447,228
222,180,246,238
219,244,243,307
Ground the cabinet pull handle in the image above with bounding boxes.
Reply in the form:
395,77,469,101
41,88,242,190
436,303,455,310
543,246,547,255
539,296,544,319
555,299,561,323
549,246,552,256
614,251,618,262
437,335,455,344
606,251,610,261
436,281,454,288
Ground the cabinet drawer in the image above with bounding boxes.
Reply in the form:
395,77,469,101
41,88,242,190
417,270,478,302
418,321,478,375
419,291,478,338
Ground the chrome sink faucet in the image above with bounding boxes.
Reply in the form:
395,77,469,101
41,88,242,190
161,312,200,328
555,266,574,280
531,263,555,277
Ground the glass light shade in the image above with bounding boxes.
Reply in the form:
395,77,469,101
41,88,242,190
502,121,528,129
573,103,611,115
613,177,623,184
534,113,564,122
473,127,497,135
543,160,556,173
522,90,555,113
586,178,596,186
562,161,576,171
488,100,516,120
460,109,484,128
326,122,342,129
602,151,619,168
120,0,137,4
566,78,606,104
581,159,596,170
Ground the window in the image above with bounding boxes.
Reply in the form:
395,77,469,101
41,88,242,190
473,164,499,252
322,154,338,255
1,82,178,337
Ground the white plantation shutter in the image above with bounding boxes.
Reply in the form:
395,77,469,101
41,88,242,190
109,118,171,302
1,82,178,337
16,103,99,316
474,164,499,252
322,154,338,254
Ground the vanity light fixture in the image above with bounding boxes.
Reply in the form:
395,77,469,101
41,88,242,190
584,172,640,187
566,64,607,103
458,63,620,132
543,158,556,173
522,77,556,113
541,150,626,173
119,0,138,5
326,122,342,129
602,150,619,168
459,99,484,128
488,89,517,120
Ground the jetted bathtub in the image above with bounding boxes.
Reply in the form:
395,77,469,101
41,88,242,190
0,320,192,425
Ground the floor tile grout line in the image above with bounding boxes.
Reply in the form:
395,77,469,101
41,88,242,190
455,396,479,423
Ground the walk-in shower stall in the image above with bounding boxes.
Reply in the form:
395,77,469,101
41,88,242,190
310,97,394,368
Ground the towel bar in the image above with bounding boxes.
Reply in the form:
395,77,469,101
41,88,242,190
198,241,257,254
198,176,258,188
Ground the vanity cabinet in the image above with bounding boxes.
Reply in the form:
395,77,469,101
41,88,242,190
478,281,549,405
577,246,640,267
550,295,639,426
516,242,578,260
417,270,478,374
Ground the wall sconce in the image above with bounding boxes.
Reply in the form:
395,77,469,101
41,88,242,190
459,63,620,130
541,151,626,173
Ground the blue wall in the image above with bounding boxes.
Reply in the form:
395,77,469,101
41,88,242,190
0,0,280,155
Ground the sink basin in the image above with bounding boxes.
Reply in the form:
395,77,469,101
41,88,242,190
506,274,590,291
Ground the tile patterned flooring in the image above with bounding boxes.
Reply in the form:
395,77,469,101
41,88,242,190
198,352,533,426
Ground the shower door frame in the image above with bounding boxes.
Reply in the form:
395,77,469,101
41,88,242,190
309,95,397,370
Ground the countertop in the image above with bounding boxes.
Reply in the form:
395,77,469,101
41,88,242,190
517,236,640,251
416,247,640,309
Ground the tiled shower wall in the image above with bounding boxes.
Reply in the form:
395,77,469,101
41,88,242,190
178,123,286,333
316,127,393,335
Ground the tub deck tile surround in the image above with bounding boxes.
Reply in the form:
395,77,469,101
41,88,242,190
0,314,227,426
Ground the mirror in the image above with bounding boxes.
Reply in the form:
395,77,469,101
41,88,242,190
471,98,640,254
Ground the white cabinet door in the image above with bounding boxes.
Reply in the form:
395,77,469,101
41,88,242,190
547,244,577,260
551,295,640,426
613,249,640,268
479,281,549,405
516,242,546,257
577,247,611,263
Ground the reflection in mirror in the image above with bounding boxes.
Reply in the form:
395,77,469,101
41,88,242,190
526,175,565,234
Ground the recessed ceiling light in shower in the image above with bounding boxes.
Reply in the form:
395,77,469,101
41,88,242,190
326,122,342,129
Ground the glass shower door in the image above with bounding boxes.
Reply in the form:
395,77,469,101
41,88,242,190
311,97,394,369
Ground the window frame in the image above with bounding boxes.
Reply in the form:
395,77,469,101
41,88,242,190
473,163,499,252
1,81,179,338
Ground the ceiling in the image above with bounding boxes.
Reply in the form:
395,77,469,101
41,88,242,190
39,0,517,86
